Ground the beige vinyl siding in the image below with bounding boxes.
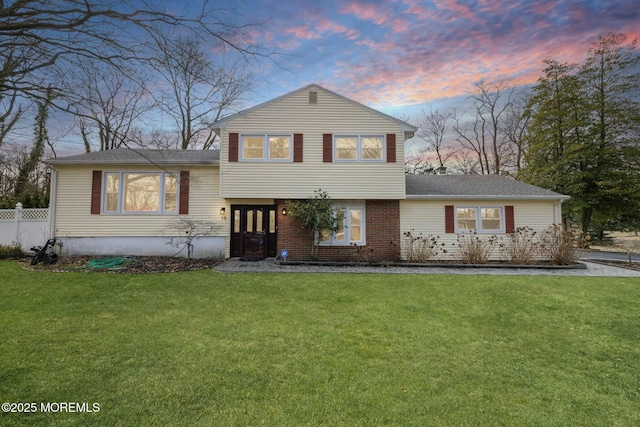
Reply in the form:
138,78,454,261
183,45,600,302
399,199,560,260
53,165,228,239
221,87,406,199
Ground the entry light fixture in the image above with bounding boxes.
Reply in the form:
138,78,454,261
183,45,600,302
281,207,287,216
220,207,227,219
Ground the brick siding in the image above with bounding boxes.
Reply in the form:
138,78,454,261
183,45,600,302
275,199,400,262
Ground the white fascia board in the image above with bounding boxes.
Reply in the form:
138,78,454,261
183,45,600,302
211,121,227,136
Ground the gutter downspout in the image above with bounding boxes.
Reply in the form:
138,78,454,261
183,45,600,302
554,198,564,226
49,168,57,240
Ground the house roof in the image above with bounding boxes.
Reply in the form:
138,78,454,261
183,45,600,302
405,174,569,200
210,84,418,133
44,148,220,166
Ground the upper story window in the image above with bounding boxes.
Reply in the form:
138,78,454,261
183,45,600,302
334,135,385,162
104,172,178,214
456,206,504,233
241,134,292,161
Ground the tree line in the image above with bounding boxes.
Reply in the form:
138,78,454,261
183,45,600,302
407,32,640,236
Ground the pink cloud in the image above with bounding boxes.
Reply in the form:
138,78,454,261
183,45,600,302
431,0,480,22
316,18,360,40
283,18,360,42
285,25,320,40
531,1,557,15
340,2,389,25
339,1,410,32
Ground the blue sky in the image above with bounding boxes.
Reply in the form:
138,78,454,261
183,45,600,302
13,0,636,154
224,0,638,120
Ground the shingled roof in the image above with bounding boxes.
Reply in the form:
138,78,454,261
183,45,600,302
45,148,220,165
405,174,569,200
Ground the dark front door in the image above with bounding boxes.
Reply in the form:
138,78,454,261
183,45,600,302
231,206,277,259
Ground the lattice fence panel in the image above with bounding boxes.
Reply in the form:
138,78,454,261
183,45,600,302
20,209,49,221
0,210,16,221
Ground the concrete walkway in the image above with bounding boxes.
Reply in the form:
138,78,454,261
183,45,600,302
214,258,640,277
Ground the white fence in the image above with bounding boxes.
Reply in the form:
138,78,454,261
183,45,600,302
0,203,50,252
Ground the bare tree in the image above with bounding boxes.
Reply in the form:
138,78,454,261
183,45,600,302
166,216,221,259
504,89,532,175
416,106,455,172
67,60,151,152
404,138,436,174
0,1,265,99
0,50,25,147
128,127,176,150
450,149,481,175
453,80,517,175
151,35,253,149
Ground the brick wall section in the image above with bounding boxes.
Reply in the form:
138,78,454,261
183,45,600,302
275,199,400,262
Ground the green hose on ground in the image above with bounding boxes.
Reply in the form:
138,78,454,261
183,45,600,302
86,257,136,269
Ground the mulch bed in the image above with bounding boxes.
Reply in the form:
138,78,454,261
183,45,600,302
20,256,217,273
18,256,640,273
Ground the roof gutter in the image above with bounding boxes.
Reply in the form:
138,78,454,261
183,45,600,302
404,194,571,201
43,159,220,166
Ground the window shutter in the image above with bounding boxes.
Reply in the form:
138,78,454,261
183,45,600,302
445,205,455,233
228,133,239,162
179,171,189,214
323,134,333,163
386,133,396,163
91,170,102,214
294,133,303,162
505,205,515,233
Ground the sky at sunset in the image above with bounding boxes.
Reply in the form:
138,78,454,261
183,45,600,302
231,0,639,120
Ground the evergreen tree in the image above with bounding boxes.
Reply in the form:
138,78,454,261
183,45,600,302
578,33,640,233
522,33,640,234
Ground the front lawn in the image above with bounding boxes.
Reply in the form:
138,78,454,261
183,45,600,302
1,261,639,426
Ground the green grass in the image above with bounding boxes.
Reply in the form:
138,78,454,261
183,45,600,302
1,261,639,426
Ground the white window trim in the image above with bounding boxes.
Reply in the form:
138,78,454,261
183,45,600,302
318,203,366,246
240,134,293,162
333,135,385,162
102,171,179,215
455,206,505,234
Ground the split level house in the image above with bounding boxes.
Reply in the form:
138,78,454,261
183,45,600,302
44,84,569,261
